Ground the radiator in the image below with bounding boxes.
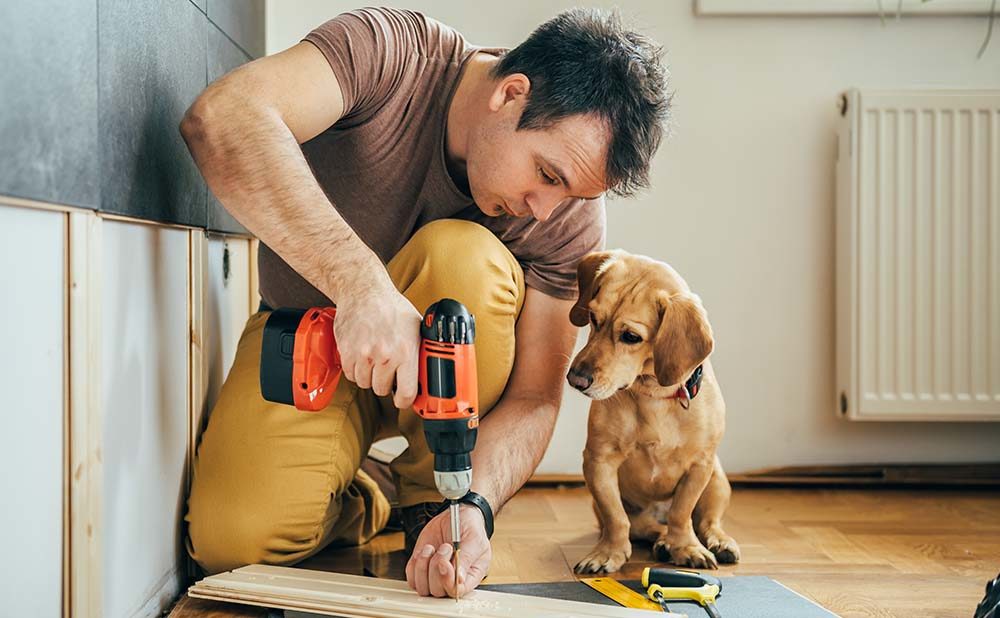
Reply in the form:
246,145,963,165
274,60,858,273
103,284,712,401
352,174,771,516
836,89,1000,421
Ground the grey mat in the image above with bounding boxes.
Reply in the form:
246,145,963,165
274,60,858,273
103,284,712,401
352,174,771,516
479,577,838,618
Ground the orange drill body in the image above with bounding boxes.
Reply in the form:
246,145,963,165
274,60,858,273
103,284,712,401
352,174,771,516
260,300,479,497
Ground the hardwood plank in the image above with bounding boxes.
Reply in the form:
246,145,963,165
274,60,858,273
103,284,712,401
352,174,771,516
189,565,676,617
169,486,1000,618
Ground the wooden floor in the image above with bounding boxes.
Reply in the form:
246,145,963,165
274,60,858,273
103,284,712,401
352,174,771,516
171,485,1000,618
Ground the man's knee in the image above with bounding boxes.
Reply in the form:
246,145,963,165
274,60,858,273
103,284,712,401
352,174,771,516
405,219,523,305
186,465,390,574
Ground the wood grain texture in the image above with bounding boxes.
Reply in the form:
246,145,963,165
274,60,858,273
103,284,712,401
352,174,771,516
189,564,674,617
170,486,1000,618
69,211,103,618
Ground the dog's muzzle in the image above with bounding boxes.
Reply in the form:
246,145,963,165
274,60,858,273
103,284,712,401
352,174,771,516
567,366,593,392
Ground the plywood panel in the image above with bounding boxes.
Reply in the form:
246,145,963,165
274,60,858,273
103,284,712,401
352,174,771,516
102,220,190,617
0,204,66,617
203,236,251,420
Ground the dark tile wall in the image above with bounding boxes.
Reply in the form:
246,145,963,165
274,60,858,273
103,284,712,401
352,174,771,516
0,1,99,208
208,0,266,59
99,0,208,226
0,0,263,232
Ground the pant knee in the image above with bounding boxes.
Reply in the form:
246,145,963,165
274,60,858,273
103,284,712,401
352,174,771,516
187,503,304,574
399,219,524,316
187,470,389,574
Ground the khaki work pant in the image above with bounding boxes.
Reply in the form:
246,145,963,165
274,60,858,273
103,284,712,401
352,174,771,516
186,220,526,574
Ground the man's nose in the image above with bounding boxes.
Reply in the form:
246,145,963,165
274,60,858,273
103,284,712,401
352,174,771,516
524,190,562,221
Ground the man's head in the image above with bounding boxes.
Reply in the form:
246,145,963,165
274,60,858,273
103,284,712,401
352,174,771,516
465,8,670,221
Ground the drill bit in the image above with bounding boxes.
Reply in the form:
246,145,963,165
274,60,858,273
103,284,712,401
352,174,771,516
450,499,460,601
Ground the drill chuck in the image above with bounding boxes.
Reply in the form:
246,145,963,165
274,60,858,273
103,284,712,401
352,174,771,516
435,469,473,501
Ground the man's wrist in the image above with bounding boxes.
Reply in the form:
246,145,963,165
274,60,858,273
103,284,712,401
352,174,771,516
435,491,494,539
321,251,391,305
459,491,494,539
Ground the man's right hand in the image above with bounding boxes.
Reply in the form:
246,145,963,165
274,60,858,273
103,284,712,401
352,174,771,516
334,282,422,410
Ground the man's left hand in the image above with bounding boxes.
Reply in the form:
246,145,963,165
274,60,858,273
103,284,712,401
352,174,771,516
404,504,492,598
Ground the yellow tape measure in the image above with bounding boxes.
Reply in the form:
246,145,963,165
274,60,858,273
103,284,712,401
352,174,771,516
580,577,663,612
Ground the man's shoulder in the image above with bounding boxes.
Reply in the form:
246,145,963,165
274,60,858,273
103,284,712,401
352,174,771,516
328,7,467,60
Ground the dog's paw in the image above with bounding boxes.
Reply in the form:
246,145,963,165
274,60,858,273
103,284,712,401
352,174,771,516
654,540,719,570
705,535,740,564
573,542,632,574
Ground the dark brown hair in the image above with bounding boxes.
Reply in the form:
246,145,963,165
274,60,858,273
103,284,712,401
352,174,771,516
492,8,671,197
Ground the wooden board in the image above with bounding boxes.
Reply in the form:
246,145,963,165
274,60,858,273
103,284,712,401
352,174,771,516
188,565,677,617
69,210,103,618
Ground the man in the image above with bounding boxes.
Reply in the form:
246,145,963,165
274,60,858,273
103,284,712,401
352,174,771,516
180,6,668,598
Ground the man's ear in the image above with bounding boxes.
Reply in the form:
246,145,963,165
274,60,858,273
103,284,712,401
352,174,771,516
489,73,530,111
570,251,616,327
653,291,714,387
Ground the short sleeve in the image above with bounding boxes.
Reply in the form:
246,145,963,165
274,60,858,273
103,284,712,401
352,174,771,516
303,8,446,120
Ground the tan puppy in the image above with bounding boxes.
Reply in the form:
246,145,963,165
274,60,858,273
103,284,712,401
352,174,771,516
567,250,740,573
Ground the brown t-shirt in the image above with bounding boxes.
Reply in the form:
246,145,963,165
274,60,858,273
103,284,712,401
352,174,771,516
258,7,606,308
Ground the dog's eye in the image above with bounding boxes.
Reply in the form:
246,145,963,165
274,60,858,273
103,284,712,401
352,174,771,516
620,331,643,345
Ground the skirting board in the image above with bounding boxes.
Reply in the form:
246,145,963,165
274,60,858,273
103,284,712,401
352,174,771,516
188,565,677,617
729,463,1000,487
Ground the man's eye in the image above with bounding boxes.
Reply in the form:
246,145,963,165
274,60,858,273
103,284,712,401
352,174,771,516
538,168,558,185
620,331,643,345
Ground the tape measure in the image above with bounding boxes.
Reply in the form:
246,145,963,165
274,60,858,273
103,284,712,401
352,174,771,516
580,577,663,612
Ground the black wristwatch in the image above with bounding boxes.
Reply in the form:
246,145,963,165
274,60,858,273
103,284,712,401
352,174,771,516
436,491,494,539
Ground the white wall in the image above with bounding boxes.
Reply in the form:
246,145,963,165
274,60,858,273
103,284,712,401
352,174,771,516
267,1,1000,474
0,205,65,617
101,221,190,617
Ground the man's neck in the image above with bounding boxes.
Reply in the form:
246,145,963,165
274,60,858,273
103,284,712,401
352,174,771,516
445,53,496,194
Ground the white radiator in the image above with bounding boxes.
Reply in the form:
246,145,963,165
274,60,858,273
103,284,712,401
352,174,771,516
836,89,1000,421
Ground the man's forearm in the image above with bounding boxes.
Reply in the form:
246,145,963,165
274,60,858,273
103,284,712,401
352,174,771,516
180,92,389,303
469,396,560,513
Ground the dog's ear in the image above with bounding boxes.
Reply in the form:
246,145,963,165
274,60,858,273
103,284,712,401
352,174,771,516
570,251,616,327
653,292,714,387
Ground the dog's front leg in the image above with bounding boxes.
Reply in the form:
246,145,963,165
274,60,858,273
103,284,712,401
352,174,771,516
574,449,632,574
657,461,719,569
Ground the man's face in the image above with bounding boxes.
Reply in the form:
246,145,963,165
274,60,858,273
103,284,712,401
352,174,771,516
466,85,610,222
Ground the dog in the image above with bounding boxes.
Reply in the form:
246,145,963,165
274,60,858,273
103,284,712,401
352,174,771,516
566,249,740,573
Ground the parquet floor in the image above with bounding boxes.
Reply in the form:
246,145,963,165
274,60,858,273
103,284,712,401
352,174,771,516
171,485,1000,617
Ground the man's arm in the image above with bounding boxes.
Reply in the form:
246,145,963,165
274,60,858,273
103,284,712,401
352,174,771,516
179,42,420,407
470,286,579,511
180,42,377,303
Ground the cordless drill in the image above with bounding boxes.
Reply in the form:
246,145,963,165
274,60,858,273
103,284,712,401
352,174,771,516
411,299,479,595
258,299,479,594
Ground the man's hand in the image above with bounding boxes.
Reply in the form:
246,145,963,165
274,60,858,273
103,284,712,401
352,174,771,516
405,505,492,598
334,282,422,410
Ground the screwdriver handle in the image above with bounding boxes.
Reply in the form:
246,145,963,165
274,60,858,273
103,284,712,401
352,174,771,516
642,567,721,590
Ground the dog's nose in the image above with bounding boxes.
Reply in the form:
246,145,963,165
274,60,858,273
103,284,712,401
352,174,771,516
567,367,593,391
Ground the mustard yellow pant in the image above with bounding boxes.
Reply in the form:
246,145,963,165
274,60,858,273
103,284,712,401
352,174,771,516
185,220,525,574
